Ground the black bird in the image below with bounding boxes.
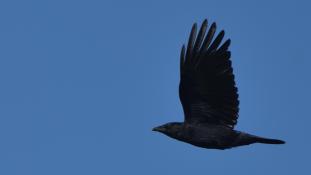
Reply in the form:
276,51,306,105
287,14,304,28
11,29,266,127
152,19,285,149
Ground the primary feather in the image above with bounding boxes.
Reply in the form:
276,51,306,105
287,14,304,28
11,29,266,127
179,19,239,128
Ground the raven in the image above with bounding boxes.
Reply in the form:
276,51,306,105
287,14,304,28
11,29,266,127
153,19,285,149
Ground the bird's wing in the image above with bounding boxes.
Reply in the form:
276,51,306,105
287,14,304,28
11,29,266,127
179,19,239,128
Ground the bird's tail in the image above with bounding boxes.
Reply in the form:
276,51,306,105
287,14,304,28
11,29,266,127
233,132,285,147
255,137,285,144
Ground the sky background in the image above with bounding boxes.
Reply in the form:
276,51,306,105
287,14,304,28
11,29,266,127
0,0,310,174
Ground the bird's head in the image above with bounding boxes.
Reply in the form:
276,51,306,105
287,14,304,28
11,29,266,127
152,122,183,137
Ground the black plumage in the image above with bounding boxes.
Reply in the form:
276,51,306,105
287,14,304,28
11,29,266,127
152,19,285,149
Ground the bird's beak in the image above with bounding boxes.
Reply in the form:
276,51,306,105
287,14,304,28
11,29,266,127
152,126,165,132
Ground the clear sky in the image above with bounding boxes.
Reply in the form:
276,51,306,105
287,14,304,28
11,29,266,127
0,0,310,174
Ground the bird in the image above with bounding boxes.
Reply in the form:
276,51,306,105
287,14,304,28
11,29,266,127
152,19,285,150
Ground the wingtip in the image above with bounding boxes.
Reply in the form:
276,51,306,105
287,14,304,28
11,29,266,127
202,19,208,26
211,22,216,28
192,23,198,30
181,44,186,57
227,39,231,44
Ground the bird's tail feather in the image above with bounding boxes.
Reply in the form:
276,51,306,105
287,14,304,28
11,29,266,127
235,133,285,146
255,137,285,144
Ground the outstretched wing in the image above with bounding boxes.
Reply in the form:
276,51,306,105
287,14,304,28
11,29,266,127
179,19,239,128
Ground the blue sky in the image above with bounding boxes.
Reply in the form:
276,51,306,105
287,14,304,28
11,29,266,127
0,0,310,174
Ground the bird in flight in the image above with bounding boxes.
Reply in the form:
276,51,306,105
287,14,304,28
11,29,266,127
152,19,285,149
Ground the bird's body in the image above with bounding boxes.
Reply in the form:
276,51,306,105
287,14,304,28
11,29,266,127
153,19,285,149
156,122,284,150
